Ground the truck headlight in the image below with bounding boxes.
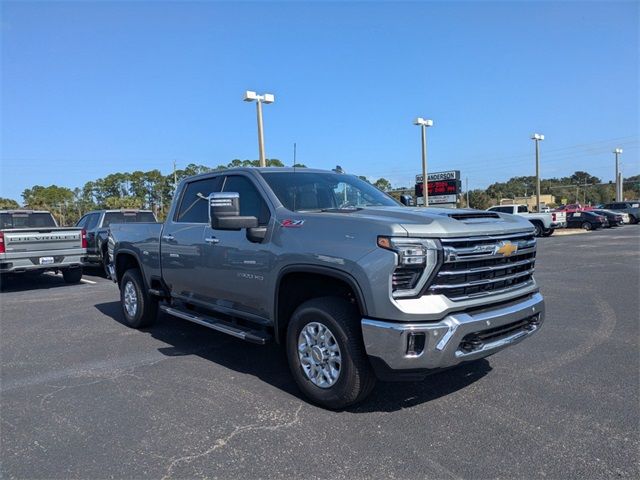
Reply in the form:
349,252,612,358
377,237,441,298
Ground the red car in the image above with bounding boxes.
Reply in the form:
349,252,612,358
554,203,594,214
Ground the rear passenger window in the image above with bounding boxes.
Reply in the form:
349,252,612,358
222,175,271,226
176,177,223,223
517,206,528,213
85,213,100,230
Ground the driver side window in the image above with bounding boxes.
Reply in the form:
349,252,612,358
222,175,271,226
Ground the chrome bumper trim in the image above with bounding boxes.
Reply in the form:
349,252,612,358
362,292,544,371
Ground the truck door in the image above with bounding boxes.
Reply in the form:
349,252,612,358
201,174,275,320
161,175,223,301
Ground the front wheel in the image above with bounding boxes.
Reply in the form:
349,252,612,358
286,297,376,410
120,268,157,328
532,222,543,237
62,268,83,284
582,222,592,231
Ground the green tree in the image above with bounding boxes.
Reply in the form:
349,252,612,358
373,178,392,191
468,189,491,210
0,197,20,209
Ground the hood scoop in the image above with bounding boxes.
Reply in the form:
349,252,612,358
447,212,500,221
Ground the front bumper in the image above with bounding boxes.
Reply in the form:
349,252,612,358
362,292,544,380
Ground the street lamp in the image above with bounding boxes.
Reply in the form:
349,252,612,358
244,90,275,167
414,117,433,207
613,148,623,201
531,133,544,212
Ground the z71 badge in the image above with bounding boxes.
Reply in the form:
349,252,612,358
280,219,305,228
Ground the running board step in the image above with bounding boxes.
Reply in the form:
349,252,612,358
160,306,271,344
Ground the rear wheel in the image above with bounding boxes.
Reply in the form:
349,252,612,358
102,249,111,279
62,268,83,284
582,222,592,231
542,228,554,237
120,268,157,328
286,297,376,409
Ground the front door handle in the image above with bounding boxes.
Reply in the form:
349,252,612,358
205,237,220,244
162,234,175,241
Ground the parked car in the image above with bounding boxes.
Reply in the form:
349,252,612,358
592,209,625,227
553,203,594,214
76,209,157,274
602,201,640,224
487,204,565,237
566,211,608,230
0,210,86,283
108,167,545,409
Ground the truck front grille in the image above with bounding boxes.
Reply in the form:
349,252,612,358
428,232,536,301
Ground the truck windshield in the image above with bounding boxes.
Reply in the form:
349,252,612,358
103,212,157,227
0,212,57,229
260,172,399,211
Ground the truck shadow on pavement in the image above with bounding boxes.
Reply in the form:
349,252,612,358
95,300,492,413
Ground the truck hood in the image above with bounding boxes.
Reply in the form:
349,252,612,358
311,206,534,238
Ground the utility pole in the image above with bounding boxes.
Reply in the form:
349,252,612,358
173,160,177,191
613,148,623,201
465,177,469,208
531,133,544,212
293,142,297,166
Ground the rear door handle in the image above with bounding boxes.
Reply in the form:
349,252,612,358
205,237,220,244
162,234,175,241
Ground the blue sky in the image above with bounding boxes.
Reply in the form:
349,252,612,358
1,0,638,202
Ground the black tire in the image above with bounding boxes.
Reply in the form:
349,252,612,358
62,268,83,284
531,221,543,237
542,228,554,237
102,249,111,279
582,222,592,231
286,297,376,410
120,268,157,328
630,215,638,225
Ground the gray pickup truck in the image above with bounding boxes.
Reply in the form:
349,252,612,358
0,210,86,283
109,168,545,408
76,209,156,274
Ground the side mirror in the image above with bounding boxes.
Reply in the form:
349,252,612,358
400,194,415,206
209,192,258,230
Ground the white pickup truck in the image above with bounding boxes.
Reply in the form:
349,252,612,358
0,210,87,283
487,205,566,237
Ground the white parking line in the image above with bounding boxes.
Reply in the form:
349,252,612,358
80,278,97,284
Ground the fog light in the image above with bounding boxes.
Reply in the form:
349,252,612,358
406,332,426,356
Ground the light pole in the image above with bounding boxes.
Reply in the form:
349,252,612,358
531,133,544,212
613,148,623,201
244,91,275,167
414,117,433,207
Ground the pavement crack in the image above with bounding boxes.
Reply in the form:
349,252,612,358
161,405,303,480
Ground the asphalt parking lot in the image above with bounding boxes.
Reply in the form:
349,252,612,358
1,227,638,479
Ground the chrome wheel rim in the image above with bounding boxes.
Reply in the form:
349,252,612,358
298,322,342,388
123,281,138,317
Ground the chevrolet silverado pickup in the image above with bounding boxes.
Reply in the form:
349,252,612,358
76,209,157,274
487,204,566,237
0,210,86,283
109,168,545,408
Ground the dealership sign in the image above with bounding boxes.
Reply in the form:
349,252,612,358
415,170,461,204
415,170,460,183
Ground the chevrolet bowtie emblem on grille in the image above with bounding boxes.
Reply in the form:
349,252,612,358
495,241,518,257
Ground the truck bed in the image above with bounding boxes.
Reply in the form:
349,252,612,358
108,222,163,284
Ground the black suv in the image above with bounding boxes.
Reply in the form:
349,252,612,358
76,209,157,273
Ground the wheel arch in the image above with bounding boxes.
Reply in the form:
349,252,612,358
274,265,368,344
